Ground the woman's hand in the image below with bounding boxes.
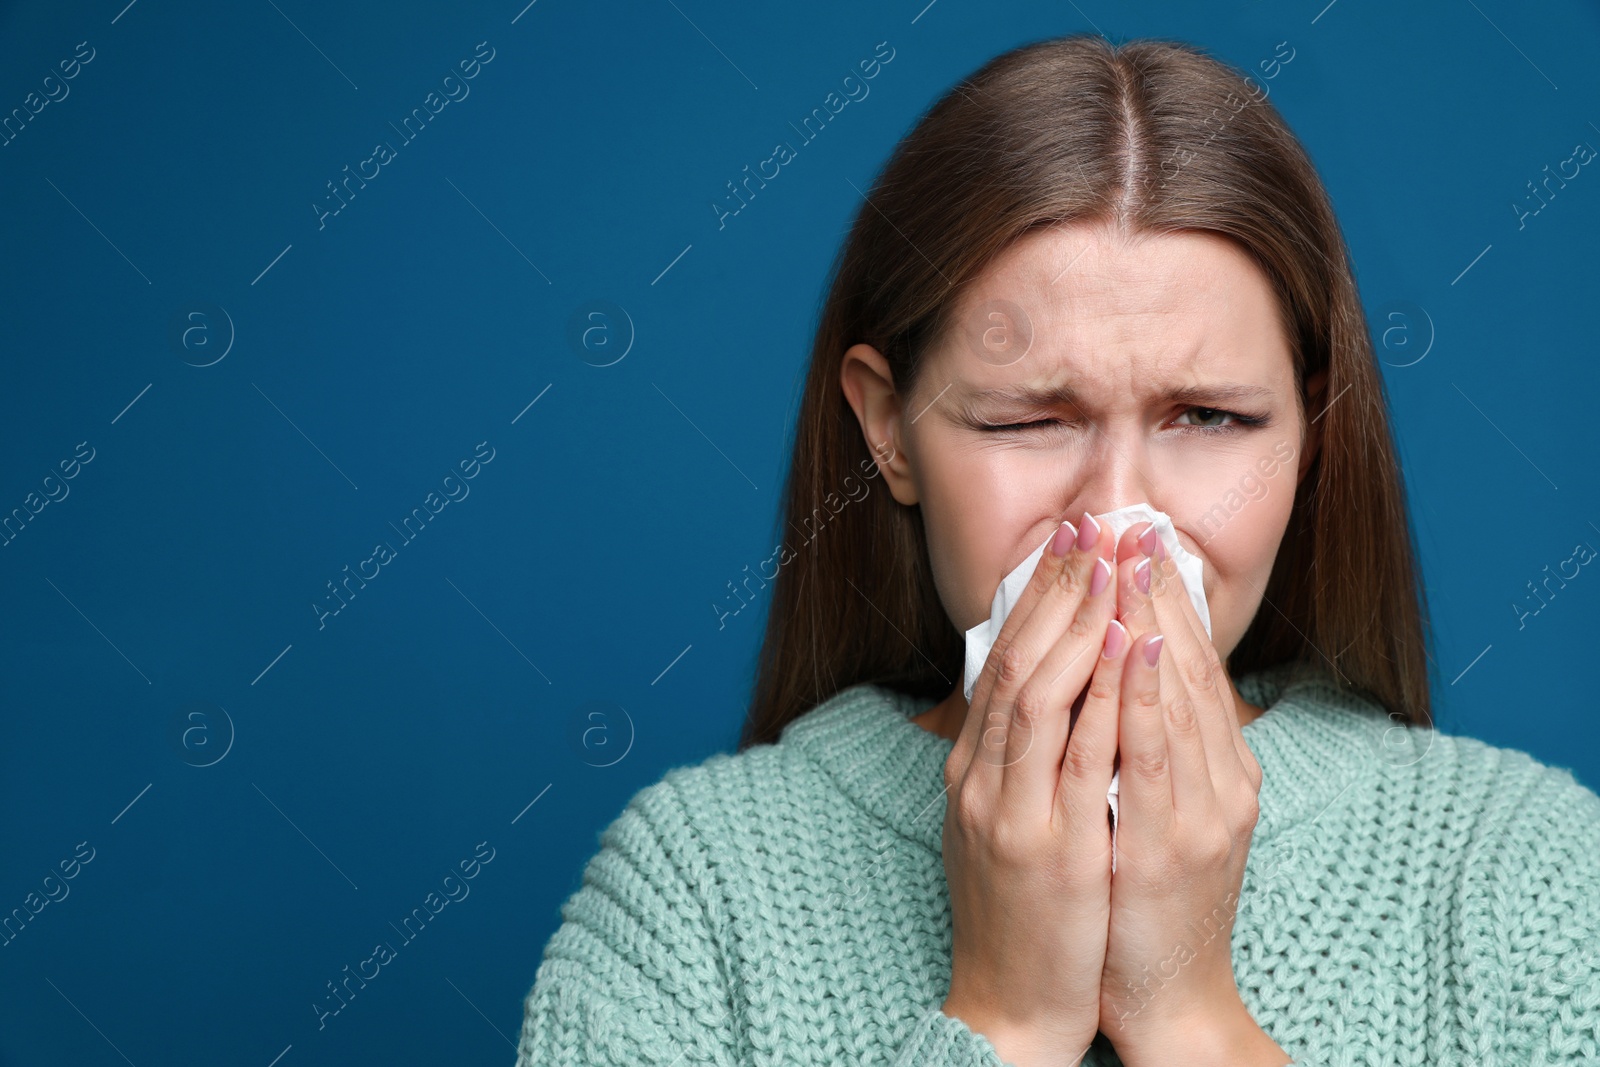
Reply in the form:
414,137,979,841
1094,523,1277,1064
939,510,1133,1067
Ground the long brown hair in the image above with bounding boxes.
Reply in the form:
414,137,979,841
739,33,1432,750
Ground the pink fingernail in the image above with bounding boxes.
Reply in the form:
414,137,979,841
1075,512,1100,551
1143,633,1164,668
1051,520,1077,557
1134,557,1151,595
1137,523,1158,558
1102,619,1128,659
1090,556,1111,595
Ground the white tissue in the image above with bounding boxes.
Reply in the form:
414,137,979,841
960,503,1211,872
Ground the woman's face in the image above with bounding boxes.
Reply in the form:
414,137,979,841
840,220,1326,675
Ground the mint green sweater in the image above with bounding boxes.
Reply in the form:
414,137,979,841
514,662,1600,1065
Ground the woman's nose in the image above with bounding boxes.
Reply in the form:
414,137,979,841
1072,434,1160,523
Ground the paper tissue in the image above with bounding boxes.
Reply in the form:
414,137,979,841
960,503,1211,871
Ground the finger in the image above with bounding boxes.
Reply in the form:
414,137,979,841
1110,521,1160,635
1118,630,1173,843
998,544,1117,812
991,515,1115,779
956,512,1115,800
1054,617,1128,849
1114,520,1153,571
1114,547,1159,638
1117,538,1243,794
1144,548,1250,787
1144,631,1215,819
952,516,1078,772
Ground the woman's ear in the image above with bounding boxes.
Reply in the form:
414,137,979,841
1297,366,1329,485
839,343,920,506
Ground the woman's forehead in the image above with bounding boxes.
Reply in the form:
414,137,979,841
930,230,1294,403
960,223,1274,323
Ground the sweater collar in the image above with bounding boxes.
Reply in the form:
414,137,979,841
780,661,1397,854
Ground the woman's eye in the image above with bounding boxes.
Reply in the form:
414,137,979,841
976,419,1062,433
1175,406,1237,429
975,408,1266,434
1171,406,1271,433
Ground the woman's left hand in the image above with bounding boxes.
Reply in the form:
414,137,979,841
1094,523,1278,1064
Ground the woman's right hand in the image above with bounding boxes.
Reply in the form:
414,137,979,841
939,511,1129,1067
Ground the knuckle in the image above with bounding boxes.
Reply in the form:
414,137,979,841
1184,656,1217,693
1027,559,1053,597
980,715,1011,759
951,784,987,832
987,813,1033,864
1065,611,1094,642
1132,683,1164,712
941,752,964,794
1012,685,1048,731
1086,670,1118,706
1149,568,1172,598
996,641,1028,688
1195,828,1233,865
1061,735,1102,780
1055,556,1087,594
1165,696,1199,736
1127,749,1169,783
1236,789,1261,831
1244,753,1264,790
1121,601,1156,629
1031,551,1065,594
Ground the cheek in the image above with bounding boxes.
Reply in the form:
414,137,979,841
1174,442,1300,652
915,440,1065,632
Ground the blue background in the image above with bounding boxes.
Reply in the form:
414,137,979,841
2,0,1597,1064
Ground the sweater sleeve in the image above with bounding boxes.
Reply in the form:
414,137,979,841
513,779,739,1067
1474,762,1600,1065
513,776,1015,1067
891,1005,1009,1067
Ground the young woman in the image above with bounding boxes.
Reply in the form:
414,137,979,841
515,34,1600,1067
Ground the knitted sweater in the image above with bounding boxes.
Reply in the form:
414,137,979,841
514,661,1600,1066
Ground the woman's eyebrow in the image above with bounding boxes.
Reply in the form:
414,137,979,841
963,382,1276,407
